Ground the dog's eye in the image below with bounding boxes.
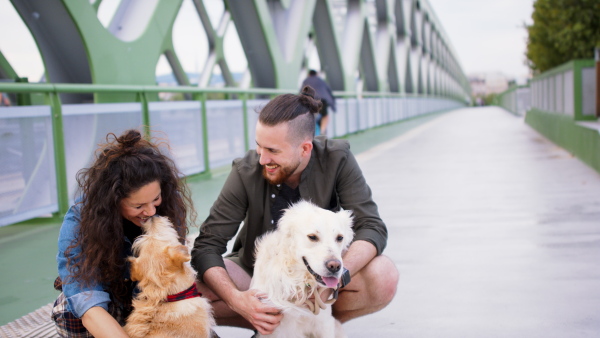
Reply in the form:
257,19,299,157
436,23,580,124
308,234,318,242
336,235,343,242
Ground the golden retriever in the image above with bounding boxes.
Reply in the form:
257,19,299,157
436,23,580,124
124,216,214,338
250,200,354,338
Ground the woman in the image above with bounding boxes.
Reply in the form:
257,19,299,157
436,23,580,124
52,129,196,337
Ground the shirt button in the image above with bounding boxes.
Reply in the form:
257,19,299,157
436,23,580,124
271,194,275,198
271,220,274,224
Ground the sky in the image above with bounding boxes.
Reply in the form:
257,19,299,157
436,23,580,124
0,0,535,83
427,0,535,82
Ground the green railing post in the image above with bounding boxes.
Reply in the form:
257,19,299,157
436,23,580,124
140,91,151,138
242,93,250,151
573,61,584,120
16,77,32,106
48,91,70,217
199,92,210,173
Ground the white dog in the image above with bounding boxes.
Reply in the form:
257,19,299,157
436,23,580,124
250,200,354,338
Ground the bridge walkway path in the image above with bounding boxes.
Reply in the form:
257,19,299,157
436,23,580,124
341,106,600,338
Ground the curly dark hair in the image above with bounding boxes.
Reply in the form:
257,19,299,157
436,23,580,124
64,129,196,308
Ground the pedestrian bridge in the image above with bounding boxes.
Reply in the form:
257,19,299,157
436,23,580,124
1,0,600,337
1,106,600,337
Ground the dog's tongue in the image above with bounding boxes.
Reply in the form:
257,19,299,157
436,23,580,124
323,277,339,288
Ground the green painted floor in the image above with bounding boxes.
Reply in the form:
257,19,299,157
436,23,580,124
0,110,449,326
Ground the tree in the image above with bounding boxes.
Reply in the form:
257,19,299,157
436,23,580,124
525,0,600,73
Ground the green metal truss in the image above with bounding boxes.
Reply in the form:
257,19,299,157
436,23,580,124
0,50,18,80
5,0,471,103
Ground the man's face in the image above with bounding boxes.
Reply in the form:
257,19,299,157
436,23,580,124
255,121,303,185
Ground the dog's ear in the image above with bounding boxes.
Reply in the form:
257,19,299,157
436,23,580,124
336,209,355,247
129,257,141,282
336,209,354,227
167,245,191,267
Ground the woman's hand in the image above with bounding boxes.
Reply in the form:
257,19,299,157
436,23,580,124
81,307,129,338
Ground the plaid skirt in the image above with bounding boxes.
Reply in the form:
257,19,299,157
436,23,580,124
51,281,125,337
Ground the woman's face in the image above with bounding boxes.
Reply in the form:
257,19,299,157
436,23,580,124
119,180,162,227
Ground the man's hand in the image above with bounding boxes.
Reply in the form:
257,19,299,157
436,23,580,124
229,289,283,335
202,266,283,334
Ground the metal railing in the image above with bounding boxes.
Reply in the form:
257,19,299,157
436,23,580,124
495,59,596,120
0,82,465,226
494,85,531,116
529,59,596,120
493,59,600,174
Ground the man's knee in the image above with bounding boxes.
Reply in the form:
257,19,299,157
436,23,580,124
224,258,252,291
195,259,252,303
332,256,398,321
365,255,399,304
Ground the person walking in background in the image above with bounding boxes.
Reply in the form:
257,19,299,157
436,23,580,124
0,92,11,106
301,69,336,136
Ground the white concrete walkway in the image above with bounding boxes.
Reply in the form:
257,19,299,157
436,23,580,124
344,106,600,337
219,106,600,337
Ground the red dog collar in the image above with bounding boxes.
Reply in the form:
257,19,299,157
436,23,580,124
166,283,201,302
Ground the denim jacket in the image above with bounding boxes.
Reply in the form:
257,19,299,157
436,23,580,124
56,204,135,318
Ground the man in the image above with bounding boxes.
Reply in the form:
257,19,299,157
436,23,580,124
301,69,336,135
192,86,398,336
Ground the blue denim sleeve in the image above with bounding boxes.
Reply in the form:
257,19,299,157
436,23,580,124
57,204,110,318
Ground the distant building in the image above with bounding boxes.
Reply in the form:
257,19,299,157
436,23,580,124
469,76,487,98
469,72,511,98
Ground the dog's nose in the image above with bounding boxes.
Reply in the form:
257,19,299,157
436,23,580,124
326,259,341,274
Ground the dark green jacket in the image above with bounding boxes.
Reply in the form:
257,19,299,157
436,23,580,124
191,136,387,280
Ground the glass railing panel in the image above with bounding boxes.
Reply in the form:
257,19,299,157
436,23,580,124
149,101,205,176
555,73,564,114
347,98,359,134
62,102,143,201
333,98,348,137
205,100,245,169
358,99,369,131
581,67,596,117
366,98,377,128
245,99,269,150
564,70,574,116
399,98,406,119
0,105,57,226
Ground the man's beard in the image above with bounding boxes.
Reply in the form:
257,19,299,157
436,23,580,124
261,160,301,185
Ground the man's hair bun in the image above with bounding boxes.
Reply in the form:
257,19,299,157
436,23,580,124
299,85,322,114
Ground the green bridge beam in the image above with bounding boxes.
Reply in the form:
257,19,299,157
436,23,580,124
5,0,470,103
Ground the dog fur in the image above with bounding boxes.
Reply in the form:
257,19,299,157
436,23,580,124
250,200,354,338
124,216,214,338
